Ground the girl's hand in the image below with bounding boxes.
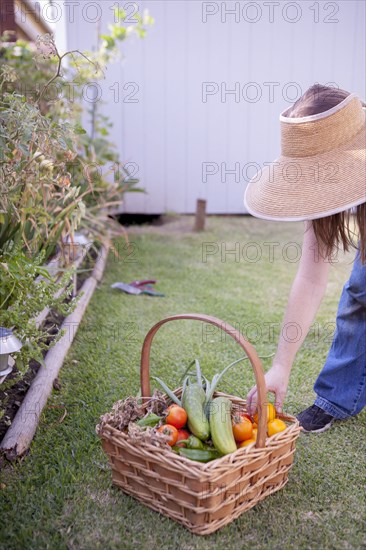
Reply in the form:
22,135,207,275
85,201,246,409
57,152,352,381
246,363,290,415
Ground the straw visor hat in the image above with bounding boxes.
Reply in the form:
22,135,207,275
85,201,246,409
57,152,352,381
244,93,366,221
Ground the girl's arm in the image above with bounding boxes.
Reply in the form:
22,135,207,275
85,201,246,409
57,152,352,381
246,222,331,412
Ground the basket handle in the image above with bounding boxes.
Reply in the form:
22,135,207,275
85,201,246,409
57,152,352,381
140,313,268,448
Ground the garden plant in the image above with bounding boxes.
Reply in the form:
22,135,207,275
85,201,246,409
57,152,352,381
0,8,152,419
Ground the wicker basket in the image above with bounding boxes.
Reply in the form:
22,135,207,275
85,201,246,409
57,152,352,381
97,314,301,535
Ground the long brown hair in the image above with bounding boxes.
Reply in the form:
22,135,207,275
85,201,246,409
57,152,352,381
287,84,366,263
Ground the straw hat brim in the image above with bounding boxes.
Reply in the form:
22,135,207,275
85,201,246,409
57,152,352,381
244,112,366,221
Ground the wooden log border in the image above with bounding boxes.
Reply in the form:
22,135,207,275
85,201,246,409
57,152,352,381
0,242,110,459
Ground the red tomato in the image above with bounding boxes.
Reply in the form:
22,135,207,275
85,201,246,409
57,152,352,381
157,424,179,446
165,405,188,429
176,428,190,447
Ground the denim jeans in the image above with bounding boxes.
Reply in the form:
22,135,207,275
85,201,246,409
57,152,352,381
314,249,366,419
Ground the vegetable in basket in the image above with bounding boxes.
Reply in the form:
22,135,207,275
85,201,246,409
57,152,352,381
176,434,206,450
172,447,221,463
157,424,178,446
153,356,254,443
232,413,254,442
136,413,162,428
152,353,276,460
267,418,287,436
182,383,210,440
165,404,188,429
176,429,191,447
209,397,237,455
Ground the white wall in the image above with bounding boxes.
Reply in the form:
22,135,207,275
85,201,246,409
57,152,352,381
61,0,365,214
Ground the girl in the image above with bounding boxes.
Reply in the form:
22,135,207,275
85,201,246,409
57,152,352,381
244,84,366,432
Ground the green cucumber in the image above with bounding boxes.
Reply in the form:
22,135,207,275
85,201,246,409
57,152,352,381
209,397,237,455
136,413,161,427
182,383,210,441
173,447,221,463
177,435,205,450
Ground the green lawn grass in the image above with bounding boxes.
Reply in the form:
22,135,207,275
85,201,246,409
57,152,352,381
1,216,365,550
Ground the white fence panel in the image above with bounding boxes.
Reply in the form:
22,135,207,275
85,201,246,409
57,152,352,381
62,0,366,214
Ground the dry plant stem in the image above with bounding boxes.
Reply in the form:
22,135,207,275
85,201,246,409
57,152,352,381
37,36,99,106
34,253,85,329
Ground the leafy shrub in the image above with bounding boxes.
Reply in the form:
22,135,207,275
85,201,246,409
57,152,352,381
0,10,153,403
0,247,77,390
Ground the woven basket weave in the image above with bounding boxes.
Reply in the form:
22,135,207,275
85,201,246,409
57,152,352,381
98,314,301,535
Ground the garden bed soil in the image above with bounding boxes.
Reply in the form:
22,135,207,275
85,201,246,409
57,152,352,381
0,311,63,443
